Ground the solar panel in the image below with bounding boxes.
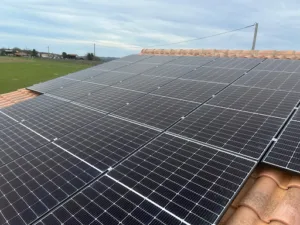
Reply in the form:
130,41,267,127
138,55,178,64
207,85,300,118
0,124,48,166
152,80,226,103
254,59,300,72
234,70,300,92
27,78,78,93
168,104,284,159
118,54,151,63
22,103,105,140
114,63,159,74
63,69,108,81
93,61,130,71
113,95,198,130
0,112,17,130
46,82,106,101
143,64,196,78
108,134,255,225
113,75,174,93
204,57,262,70
0,143,101,225
54,116,159,171
293,108,300,122
37,176,183,225
84,71,137,86
169,56,215,66
263,120,300,172
1,95,67,121
74,87,145,113
181,67,247,84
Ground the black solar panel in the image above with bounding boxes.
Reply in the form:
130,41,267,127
143,64,196,78
115,63,159,74
0,143,101,225
37,176,183,225
168,105,284,159
152,80,226,103
169,56,215,66
113,95,198,130
84,71,137,86
113,75,174,93
1,95,67,121
47,82,106,100
0,112,17,130
0,124,48,166
182,67,247,84
204,57,262,70
74,87,145,113
27,78,78,93
108,134,255,225
254,59,300,72
293,109,300,122
263,120,300,172
207,85,300,118
93,61,130,71
234,70,300,92
63,69,108,81
118,54,151,63
139,55,178,64
22,103,105,140
54,116,159,171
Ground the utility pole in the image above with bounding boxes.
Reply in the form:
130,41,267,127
48,46,50,54
94,43,96,57
251,23,258,50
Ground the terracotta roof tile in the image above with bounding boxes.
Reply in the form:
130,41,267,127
0,88,39,108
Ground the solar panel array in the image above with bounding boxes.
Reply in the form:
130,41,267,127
2,55,300,225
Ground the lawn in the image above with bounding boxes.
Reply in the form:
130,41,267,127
0,57,100,94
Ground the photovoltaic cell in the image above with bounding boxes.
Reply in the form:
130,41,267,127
1,95,67,121
113,95,198,130
74,87,145,113
254,59,300,72
234,70,300,92
207,85,300,118
169,56,215,66
0,143,100,225
93,61,130,71
168,105,284,159
204,58,262,70
182,67,247,84
263,120,300,172
46,82,106,100
0,124,48,166
22,103,105,140
37,176,183,225
0,112,17,130
27,78,78,93
54,116,159,171
152,80,226,103
143,64,196,78
63,69,108,81
109,134,255,225
115,63,159,74
138,55,178,64
113,75,174,93
293,109,300,122
84,71,137,86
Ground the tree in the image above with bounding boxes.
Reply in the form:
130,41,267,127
62,52,67,59
12,47,21,53
31,49,38,57
86,53,94,60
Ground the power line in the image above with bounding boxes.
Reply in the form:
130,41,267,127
145,23,256,48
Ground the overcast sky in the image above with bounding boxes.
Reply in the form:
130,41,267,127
1,0,300,57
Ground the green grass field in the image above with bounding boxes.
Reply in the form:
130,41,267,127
0,57,100,94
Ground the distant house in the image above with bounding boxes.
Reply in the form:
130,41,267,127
67,54,78,59
4,49,14,56
38,52,62,59
15,52,29,57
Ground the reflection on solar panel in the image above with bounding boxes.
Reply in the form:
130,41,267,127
93,61,130,71
204,57,262,70
0,112,17,130
54,116,159,171
22,103,105,140
207,85,300,118
38,176,183,225
74,87,145,113
113,75,174,93
182,67,247,84
109,134,255,225
47,82,106,100
254,59,300,72
27,78,78,93
143,64,196,78
0,143,100,225
118,54,151,63
63,69,107,81
138,55,178,64
152,80,226,103
0,124,48,166
169,56,215,66
113,95,198,129
115,63,159,74
234,70,300,92
168,105,284,159
1,95,66,121
84,71,137,86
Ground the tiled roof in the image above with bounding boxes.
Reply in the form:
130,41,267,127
0,88,39,108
